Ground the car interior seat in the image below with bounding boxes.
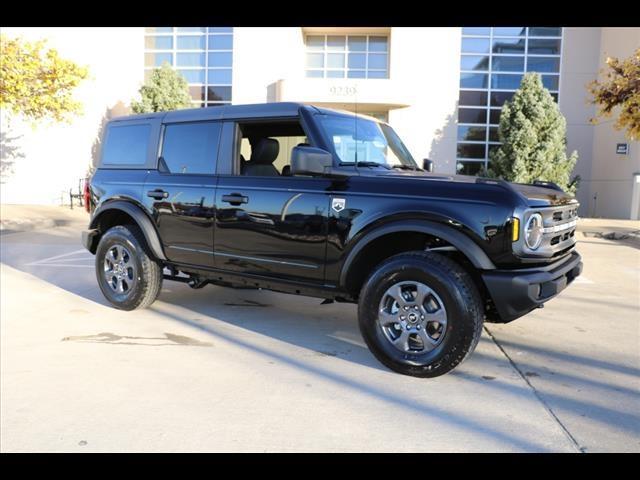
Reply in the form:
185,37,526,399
242,138,280,176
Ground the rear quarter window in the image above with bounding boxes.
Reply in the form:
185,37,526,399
102,123,151,166
161,121,222,174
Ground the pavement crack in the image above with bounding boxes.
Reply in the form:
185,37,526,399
483,326,585,453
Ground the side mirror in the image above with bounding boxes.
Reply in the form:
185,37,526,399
291,146,334,177
423,158,434,172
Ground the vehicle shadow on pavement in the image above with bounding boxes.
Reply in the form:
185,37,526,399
468,348,640,443
493,337,640,379
154,283,384,370
143,298,573,452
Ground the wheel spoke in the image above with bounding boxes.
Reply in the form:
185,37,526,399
121,248,131,265
418,328,438,351
414,283,431,305
379,309,398,326
424,308,447,326
389,285,406,306
108,248,117,261
392,330,411,352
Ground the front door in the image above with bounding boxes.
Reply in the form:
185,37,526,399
215,176,331,281
213,119,331,282
144,121,222,267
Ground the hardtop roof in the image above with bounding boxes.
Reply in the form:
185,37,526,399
109,102,383,124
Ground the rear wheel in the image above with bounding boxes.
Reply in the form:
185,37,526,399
358,251,484,377
95,225,163,310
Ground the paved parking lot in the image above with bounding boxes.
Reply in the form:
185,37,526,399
1,211,638,452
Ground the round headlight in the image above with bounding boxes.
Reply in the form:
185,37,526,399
525,213,544,250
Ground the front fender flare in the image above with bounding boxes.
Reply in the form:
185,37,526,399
89,200,166,260
339,220,496,289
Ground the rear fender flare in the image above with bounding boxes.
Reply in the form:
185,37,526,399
89,200,166,260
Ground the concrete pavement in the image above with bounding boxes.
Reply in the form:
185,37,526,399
0,210,638,452
487,219,640,452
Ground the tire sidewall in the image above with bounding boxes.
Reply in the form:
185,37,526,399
358,255,476,376
95,226,149,310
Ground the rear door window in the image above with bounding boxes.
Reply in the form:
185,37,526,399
102,123,151,166
161,121,222,174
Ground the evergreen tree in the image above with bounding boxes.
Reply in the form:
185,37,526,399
488,73,579,193
131,63,192,113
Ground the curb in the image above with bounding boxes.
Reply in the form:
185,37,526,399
0,217,59,234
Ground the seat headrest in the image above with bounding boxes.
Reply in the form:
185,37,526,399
250,138,279,165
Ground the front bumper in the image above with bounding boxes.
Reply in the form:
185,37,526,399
482,251,583,323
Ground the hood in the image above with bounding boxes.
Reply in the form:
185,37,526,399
507,182,577,207
367,168,577,207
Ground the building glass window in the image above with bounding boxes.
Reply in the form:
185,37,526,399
456,27,562,174
144,27,233,107
305,34,389,79
359,112,389,123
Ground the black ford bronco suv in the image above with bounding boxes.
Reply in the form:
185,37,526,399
82,102,582,377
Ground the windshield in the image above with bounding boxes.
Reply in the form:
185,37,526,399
318,114,418,168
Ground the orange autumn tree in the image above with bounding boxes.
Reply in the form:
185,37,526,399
589,48,640,141
0,34,89,123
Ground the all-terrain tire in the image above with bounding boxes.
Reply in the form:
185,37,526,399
358,251,484,378
95,224,163,311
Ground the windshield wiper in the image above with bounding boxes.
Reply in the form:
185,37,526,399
340,162,391,169
391,164,422,171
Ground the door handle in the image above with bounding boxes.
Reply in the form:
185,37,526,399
221,193,249,205
147,189,169,200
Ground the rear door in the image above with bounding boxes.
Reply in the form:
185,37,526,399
143,121,221,267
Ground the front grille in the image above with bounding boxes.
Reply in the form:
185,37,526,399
539,205,578,256
516,203,579,258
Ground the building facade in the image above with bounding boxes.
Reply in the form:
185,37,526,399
2,27,639,219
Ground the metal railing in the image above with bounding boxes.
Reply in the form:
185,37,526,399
69,178,85,210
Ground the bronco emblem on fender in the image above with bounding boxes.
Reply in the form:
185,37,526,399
332,198,346,213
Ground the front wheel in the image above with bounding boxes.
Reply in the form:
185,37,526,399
95,224,163,310
358,251,484,378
